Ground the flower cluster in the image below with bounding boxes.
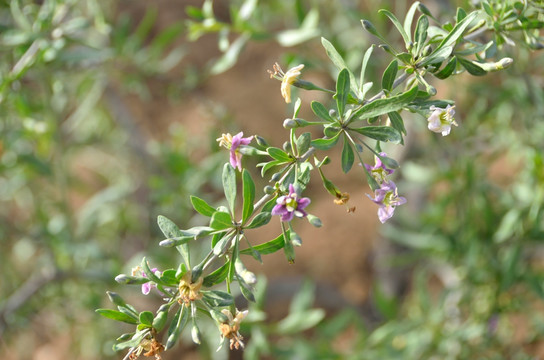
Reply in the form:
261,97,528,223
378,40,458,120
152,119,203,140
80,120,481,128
272,184,311,222
427,105,457,136
365,153,406,223
217,132,253,171
178,272,203,304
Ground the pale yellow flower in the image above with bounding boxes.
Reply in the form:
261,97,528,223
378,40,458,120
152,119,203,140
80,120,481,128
280,64,304,103
218,309,249,350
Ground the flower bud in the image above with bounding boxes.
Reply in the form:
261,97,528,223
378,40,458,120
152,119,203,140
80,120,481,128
407,41,414,51
283,141,292,152
328,109,337,118
290,232,302,247
418,3,433,17
283,118,297,129
264,185,275,194
107,291,127,307
307,214,322,227
361,19,379,37
255,135,268,147
422,44,433,57
115,274,148,285
191,323,202,345
271,172,282,181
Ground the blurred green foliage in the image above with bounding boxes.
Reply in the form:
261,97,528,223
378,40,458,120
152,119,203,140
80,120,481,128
1,0,543,359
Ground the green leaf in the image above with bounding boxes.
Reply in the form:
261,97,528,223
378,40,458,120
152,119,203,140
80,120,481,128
388,111,406,139
242,170,255,223
311,101,335,122
276,8,319,46
350,126,402,144
160,269,179,286
414,15,429,55
341,135,354,173
166,306,188,350
403,1,421,40
372,283,398,320
157,215,190,265
210,33,249,75
381,59,398,91
203,262,230,287
379,9,410,46
359,45,375,97
334,68,350,116
245,212,272,229
296,132,312,155
113,331,146,351
458,57,487,76
153,305,170,332
311,132,341,150
141,257,162,285
418,45,453,66
257,159,282,177
222,163,237,216
241,233,285,255
139,311,154,326
96,309,138,324
276,309,326,334
456,7,467,22
430,11,479,60
202,290,235,307
267,147,292,162
210,211,233,230
321,37,358,93
190,196,216,217
351,85,418,122
433,56,457,79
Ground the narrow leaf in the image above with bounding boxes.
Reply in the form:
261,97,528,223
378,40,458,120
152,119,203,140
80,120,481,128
335,68,350,116
242,170,255,223
245,212,272,229
341,135,354,173
311,101,335,122
379,9,410,46
96,309,138,324
381,59,398,91
241,233,285,255
351,85,418,121
166,306,188,350
321,37,358,93
311,132,341,150
210,211,233,230
351,126,402,144
267,147,292,162
222,163,236,216
457,57,487,76
190,196,216,217
403,1,421,40
433,56,457,79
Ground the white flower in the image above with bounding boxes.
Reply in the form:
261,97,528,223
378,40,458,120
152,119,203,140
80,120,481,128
427,105,457,136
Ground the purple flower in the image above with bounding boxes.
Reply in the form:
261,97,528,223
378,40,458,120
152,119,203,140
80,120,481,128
364,152,395,184
272,184,311,222
132,266,161,295
367,181,406,223
216,132,253,171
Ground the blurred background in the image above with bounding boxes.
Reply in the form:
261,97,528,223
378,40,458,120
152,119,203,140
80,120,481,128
1,0,543,359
